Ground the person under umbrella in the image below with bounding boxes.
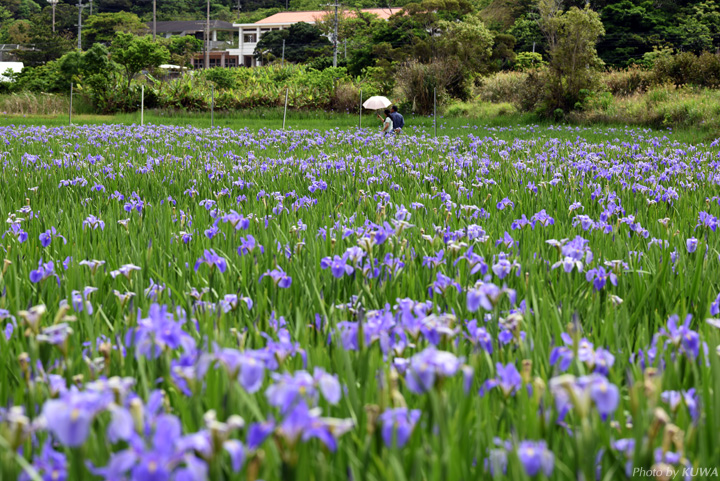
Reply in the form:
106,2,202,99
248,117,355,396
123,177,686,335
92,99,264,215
378,109,394,136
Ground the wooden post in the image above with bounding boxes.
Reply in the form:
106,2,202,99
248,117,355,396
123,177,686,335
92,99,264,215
141,84,144,126
282,88,289,130
211,86,214,128
69,83,73,125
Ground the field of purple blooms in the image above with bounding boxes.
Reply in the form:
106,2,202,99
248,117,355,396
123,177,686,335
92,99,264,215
1,122,720,481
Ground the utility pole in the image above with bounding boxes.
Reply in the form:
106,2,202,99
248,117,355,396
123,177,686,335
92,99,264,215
48,0,59,33
76,0,87,50
205,0,210,69
153,0,157,41
331,2,339,68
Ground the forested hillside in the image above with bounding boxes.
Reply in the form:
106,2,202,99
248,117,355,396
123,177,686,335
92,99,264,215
3,0,720,68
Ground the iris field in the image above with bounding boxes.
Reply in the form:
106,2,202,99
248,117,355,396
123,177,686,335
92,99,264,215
1,122,719,481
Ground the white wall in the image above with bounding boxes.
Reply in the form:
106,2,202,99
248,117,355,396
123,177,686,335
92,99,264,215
0,62,23,82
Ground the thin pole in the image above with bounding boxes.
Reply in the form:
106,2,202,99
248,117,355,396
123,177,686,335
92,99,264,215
205,0,210,69
281,39,285,66
211,86,214,128
89,0,92,15
532,42,536,53
433,88,437,138
52,2,56,33
153,0,157,41
141,84,144,126
282,88,289,130
69,83,73,125
359,89,362,129
77,0,83,50
333,2,338,68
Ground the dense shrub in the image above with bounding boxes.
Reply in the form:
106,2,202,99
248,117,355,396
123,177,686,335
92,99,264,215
652,51,720,88
395,58,463,114
476,71,528,104
602,66,654,96
203,68,237,90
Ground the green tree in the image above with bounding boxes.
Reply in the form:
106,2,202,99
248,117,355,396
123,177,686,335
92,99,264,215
254,22,330,64
671,1,720,53
508,12,543,53
598,0,663,66
110,32,169,90
539,0,605,112
437,15,494,72
162,35,203,69
83,12,148,48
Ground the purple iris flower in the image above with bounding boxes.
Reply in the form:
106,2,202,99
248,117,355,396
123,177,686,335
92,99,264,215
39,227,66,248
29,259,57,283
276,401,351,452
686,237,698,253
467,282,515,312
204,224,220,239
126,304,195,359
661,388,699,422
321,254,354,278
550,374,619,421
404,347,462,394
194,249,227,273
465,320,493,353
42,389,111,447
517,440,555,477
589,375,620,421
260,267,292,288
91,413,208,481
265,368,341,414
82,215,105,230
19,443,67,481
237,234,264,256
480,362,523,397
5,222,28,243
431,272,461,295
455,246,487,275
585,267,617,291
711,292,720,316
495,231,515,249
496,197,514,210
247,420,276,450
378,408,421,448
660,314,700,359
422,249,445,269
214,348,266,393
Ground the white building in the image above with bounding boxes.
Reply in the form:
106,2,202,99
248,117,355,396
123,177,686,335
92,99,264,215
228,8,400,68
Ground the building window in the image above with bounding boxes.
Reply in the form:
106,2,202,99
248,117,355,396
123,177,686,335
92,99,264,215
243,33,257,43
226,58,237,68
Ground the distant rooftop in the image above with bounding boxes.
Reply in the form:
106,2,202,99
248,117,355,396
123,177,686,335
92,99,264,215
245,8,401,25
148,20,235,33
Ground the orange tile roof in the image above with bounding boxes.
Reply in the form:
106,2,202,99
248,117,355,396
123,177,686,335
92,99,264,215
254,8,401,24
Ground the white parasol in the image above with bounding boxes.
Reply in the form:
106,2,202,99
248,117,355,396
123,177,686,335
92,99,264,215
363,96,392,110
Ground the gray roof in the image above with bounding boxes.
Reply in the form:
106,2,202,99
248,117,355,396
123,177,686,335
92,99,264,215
147,20,235,33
